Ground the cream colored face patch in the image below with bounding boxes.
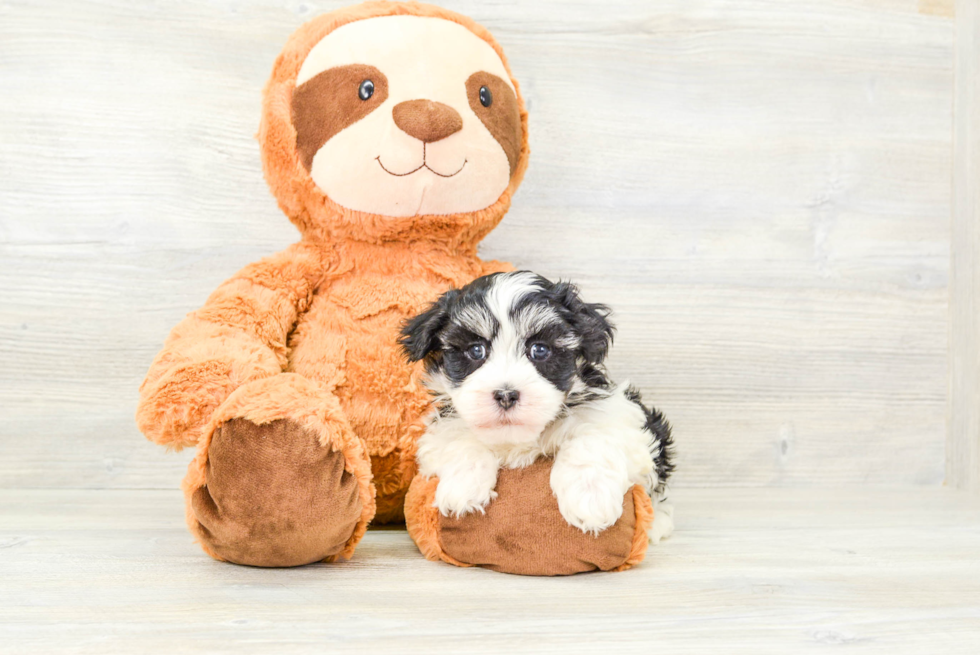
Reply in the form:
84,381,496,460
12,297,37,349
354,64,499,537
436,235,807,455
292,16,521,218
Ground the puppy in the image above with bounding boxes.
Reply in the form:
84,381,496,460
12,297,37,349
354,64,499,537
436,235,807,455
400,271,675,540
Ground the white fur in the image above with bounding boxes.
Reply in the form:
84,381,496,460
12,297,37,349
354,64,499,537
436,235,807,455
649,503,675,544
418,383,662,533
545,389,657,534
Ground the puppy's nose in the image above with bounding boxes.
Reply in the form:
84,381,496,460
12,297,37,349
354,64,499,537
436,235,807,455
493,389,520,410
392,100,463,143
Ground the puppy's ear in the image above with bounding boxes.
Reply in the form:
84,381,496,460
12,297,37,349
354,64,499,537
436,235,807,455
399,289,459,362
552,281,615,365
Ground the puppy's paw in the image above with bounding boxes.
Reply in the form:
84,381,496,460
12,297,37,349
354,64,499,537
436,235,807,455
649,502,674,544
551,463,628,535
434,470,498,518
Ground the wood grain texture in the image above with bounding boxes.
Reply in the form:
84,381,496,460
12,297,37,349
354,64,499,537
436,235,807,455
1,487,978,654
0,1,954,488
949,0,980,491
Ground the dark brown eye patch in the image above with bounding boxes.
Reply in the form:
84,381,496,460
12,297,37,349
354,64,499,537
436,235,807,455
291,63,389,171
466,71,522,176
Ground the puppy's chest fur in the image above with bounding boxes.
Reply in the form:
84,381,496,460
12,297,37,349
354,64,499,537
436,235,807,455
482,404,607,468
487,429,562,470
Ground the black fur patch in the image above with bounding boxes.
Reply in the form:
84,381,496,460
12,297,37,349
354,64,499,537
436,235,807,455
398,288,461,362
516,273,616,382
439,326,491,385
625,384,674,493
436,403,458,419
523,321,577,392
578,362,611,390
542,281,615,366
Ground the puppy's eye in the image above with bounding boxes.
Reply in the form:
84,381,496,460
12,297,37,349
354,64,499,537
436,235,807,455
529,343,551,361
465,343,487,361
479,85,493,107
358,79,375,101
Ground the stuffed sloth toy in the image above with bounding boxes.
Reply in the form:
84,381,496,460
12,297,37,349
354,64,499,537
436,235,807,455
137,0,654,575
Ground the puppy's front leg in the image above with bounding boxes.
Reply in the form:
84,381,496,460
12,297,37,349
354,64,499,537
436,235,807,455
551,434,633,535
420,437,500,518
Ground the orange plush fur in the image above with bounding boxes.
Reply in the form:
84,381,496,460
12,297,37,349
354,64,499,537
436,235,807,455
137,1,528,561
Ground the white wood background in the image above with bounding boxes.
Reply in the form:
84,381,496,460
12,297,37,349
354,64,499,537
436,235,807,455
0,0,958,490
950,0,980,491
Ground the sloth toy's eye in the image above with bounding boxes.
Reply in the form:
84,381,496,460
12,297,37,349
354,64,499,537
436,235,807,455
479,85,493,107
358,79,375,101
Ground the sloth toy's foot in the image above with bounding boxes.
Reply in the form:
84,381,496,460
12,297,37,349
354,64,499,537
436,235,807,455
189,418,361,567
404,458,654,576
181,374,375,567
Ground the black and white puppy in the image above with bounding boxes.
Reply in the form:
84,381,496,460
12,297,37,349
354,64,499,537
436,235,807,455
400,271,674,540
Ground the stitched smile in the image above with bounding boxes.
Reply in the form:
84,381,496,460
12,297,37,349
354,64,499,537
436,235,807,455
376,157,467,178
375,144,467,178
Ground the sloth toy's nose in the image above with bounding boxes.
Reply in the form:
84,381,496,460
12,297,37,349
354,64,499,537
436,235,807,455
392,100,463,143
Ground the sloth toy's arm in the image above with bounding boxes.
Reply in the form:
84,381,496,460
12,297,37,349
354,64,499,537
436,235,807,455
136,242,325,450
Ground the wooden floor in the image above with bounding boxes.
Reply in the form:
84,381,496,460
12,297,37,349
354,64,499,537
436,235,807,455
1,487,978,654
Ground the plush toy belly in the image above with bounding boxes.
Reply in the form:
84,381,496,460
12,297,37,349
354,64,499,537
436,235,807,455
405,458,654,576
287,271,459,524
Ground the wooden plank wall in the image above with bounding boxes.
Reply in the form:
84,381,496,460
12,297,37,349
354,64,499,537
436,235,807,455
0,0,954,490
949,0,980,492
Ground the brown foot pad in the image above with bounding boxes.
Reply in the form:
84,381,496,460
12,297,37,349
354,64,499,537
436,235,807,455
190,418,362,567
404,458,653,576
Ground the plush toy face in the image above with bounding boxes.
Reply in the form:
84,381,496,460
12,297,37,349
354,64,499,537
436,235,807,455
290,15,522,218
